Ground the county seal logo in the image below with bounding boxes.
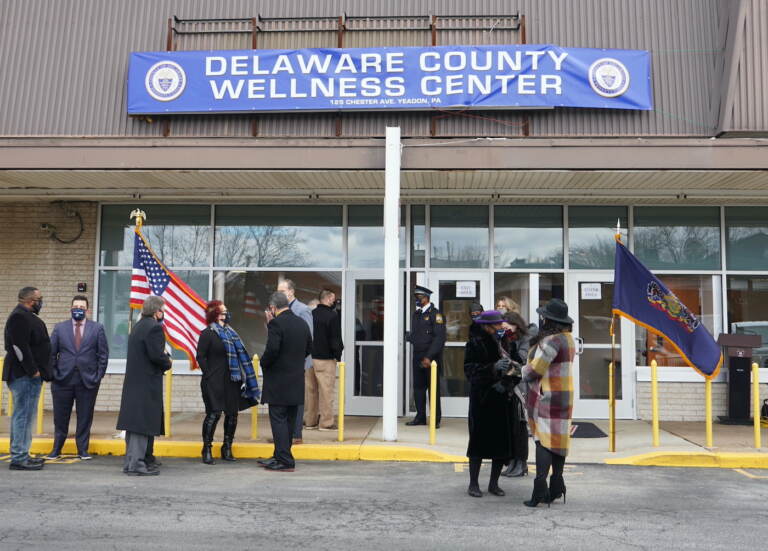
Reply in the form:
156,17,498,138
145,61,186,102
646,281,700,333
588,58,630,98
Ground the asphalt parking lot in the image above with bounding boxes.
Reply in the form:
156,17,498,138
0,456,766,550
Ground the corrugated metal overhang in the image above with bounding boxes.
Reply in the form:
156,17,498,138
1,169,768,205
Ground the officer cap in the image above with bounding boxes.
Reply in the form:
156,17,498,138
413,285,433,297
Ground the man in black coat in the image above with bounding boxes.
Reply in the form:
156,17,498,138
3,286,51,470
259,291,312,472
116,296,172,476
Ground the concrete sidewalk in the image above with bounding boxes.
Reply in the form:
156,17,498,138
1,411,766,467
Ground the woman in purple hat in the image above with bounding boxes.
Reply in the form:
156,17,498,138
463,310,526,498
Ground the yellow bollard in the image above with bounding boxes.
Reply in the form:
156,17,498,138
338,362,346,443
705,376,713,448
429,360,437,445
753,363,761,450
608,361,615,452
0,358,3,414
251,355,259,440
36,382,45,435
164,368,172,438
8,386,13,417
651,360,660,447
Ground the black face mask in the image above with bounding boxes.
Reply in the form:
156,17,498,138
31,299,43,315
156,313,165,324
223,311,232,325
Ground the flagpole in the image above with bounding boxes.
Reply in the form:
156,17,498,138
128,210,145,333
609,220,621,452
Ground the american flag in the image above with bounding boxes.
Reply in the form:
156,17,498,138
130,230,207,369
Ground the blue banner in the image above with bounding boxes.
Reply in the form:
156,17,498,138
127,44,652,115
612,240,722,378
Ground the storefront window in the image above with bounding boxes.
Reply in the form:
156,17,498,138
214,205,343,268
634,275,719,366
634,207,720,270
97,269,209,360
494,206,563,268
411,205,426,268
347,205,405,268
212,270,341,358
430,205,489,268
100,204,211,267
569,206,628,269
539,273,565,309
727,276,768,368
725,207,768,271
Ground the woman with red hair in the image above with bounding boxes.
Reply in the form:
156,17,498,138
196,300,260,464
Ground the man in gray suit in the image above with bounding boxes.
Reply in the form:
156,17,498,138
47,295,108,459
276,279,313,443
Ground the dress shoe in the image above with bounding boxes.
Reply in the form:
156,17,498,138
257,457,276,466
487,486,506,497
435,421,441,429
405,418,427,426
78,453,93,461
9,459,44,471
467,486,483,498
264,462,295,472
28,457,46,465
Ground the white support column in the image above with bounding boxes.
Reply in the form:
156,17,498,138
382,127,401,441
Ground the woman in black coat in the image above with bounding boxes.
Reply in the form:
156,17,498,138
464,310,525,498
196,300,246,465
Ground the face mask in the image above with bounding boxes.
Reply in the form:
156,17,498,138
497,307,508,314
32,299,43,314
223,311,232,325
495,329,506,340
415,299,423,308
156,313,165,324
71,308,86,321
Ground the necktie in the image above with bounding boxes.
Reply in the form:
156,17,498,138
75,322,83,351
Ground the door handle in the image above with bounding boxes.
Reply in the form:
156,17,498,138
575,337,584,355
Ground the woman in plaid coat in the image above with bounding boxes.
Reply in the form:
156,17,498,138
521,298,576,507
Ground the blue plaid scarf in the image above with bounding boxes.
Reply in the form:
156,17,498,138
211,323,260,401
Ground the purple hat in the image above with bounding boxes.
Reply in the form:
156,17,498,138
474,310,505,324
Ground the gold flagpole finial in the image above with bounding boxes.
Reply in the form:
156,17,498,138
615,218,622,242
130,209,147,230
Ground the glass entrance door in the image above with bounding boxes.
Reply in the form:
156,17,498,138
423,272,491,417
343,272,398,416
568,273,634,418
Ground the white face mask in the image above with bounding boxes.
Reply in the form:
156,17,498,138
497,306,508,314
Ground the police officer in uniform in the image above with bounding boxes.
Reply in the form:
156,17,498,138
406,285,446,428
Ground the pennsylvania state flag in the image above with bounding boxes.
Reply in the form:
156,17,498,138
612,239,722,378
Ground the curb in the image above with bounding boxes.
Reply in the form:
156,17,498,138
0,438,467,463
605,451,768,469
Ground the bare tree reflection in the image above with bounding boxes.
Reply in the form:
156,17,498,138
216,226,308,267
634,226,719,268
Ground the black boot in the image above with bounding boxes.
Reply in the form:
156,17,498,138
547,475,567,504
221,414,238,461
201,412,220,465
523,478,550,508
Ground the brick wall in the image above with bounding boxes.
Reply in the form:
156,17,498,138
0,201,97,349
637,381,768,421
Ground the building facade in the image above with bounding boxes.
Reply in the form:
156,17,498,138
2,0,768,421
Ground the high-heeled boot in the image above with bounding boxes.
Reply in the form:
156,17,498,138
523,478,551,508
201,412,220,465
220,414,238,461
546,475,566,503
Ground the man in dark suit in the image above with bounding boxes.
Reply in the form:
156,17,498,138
47,295,109,460
259,291,312,472
116,295,172,476
3,286,51,471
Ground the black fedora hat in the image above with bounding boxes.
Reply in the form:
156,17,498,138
474,310,505,324
536,298,573,324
